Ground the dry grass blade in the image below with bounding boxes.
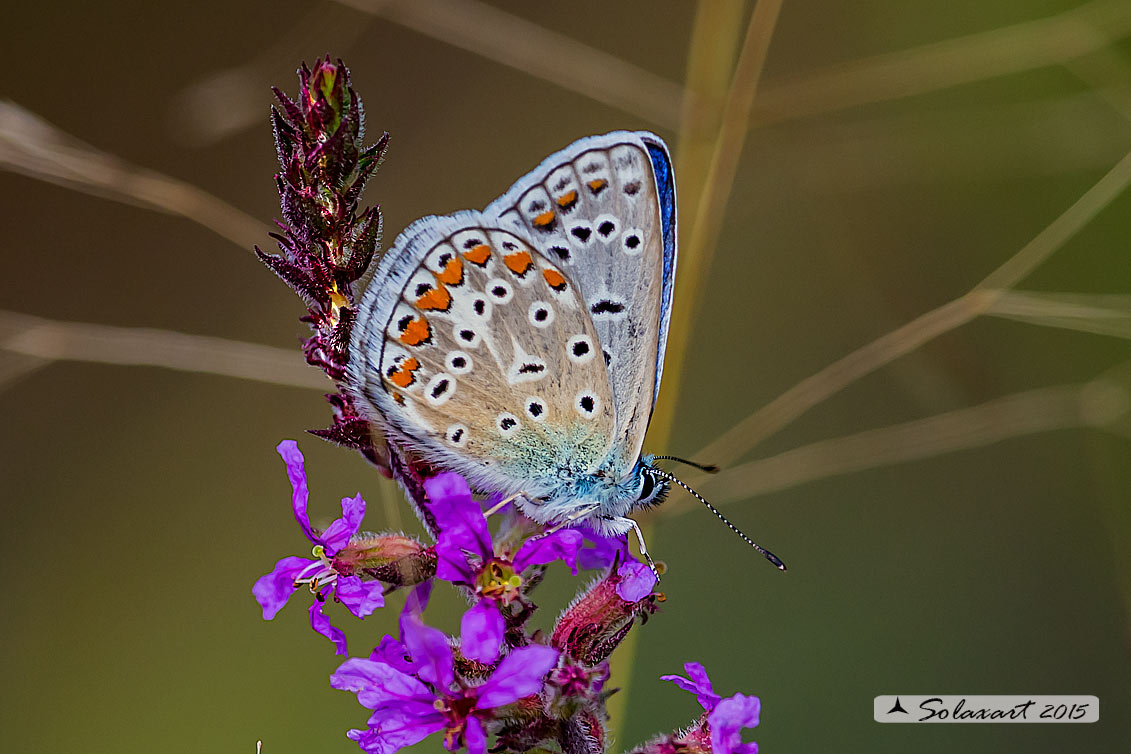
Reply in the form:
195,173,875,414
986,290,1131,340
0,101,265,250
661,372,1130,513
1066,47,1131,124
697,148,1131,467
0,310,327,390
0,353,50,393
754,0,1131,125
975,150,1131,292
770,92,1131,193
673,1,748,241
336,0,686,130
607,0,781,739
649,0,783,444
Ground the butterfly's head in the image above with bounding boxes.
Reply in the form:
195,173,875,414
630,457,671,512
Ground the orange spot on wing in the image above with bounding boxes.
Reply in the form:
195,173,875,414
542,268,567,292
587,178,607,193
388,358,419,388
463,244,491,266
392,392,405,405
533,209,555,228
504,251,534,276
555,190,578,208
416,285,451,311
399,317,431,346
435,257,464,286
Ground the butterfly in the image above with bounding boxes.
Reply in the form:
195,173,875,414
346,131,783,569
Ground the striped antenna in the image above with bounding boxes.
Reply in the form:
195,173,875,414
651,454,720,473
650,467,786,571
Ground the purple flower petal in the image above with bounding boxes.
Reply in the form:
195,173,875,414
426,473,493,561
252,555,313,620
370,635,415,675
401,582,432,620
347,707,445,754
331,657,434,710
435,537,478,584
661,661,722,711
396,582,434,653
460,599,504,664
277,440,316,543
321,493,366,554
400,616,455,690
337,575,386,618
615,561,656,602
578,528,629,570
474,645,559,709
709,693,761,754
513,529,584,574
464,715,487,754
309,599,349,656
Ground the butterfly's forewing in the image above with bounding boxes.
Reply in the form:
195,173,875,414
349,211,616,497
486,132,676,470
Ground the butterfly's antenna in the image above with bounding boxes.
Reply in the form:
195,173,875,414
652,455,720,474
649,468,786,571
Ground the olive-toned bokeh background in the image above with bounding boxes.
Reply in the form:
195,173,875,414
2,1,1129,752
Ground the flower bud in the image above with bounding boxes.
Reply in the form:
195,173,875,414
550,564,660,664
625,716,711,754
335,533,436,587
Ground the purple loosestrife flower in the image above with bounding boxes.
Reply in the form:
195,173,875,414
253,441,400,655
332,605,560,754
661,662,761,754
426,473,584,622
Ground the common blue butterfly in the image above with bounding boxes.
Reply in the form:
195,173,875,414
347,131,783,569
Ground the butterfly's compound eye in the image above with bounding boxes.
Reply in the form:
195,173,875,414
638,471,655,501
635,469,670,508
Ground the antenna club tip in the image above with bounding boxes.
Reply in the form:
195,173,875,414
703,464,720,474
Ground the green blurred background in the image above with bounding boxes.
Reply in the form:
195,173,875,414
2,1,1129,752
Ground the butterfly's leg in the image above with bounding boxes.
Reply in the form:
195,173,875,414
484,492,526,517
610,516,660,581
540,503,602,536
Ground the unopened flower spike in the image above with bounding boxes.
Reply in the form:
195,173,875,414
256,56,391,474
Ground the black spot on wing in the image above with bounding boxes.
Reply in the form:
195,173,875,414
590,300,625,315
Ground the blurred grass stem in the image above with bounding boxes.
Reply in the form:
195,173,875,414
0,101,266,250
610,0,781,744
698,148,1131,467
754,0,1131,125
665,369,1131,512
986,291,1131,340
649,0,783,444
0,310,326,390
336,0,687,130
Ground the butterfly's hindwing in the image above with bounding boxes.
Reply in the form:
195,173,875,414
350,132,677,533
349,214,616,498
486,133,675,470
